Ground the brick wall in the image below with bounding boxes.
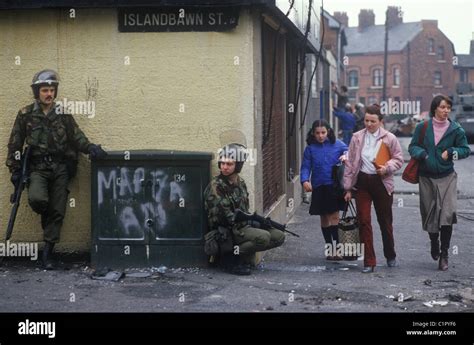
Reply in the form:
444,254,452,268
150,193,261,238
345,22,455,112
406,21,455,110
322,17,339,58
345,53,404,104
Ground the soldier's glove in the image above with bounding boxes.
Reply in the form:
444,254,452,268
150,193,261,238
10,170,21,187
88,144,108,160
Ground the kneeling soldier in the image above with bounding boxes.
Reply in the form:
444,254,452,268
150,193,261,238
203,143,285,275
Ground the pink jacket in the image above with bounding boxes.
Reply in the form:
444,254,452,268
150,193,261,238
343,127,403,195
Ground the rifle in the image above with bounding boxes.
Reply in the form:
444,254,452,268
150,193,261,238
5,146,32,241
233,209,300,237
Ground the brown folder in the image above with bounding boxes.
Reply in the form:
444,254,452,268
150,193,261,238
373,141,391,168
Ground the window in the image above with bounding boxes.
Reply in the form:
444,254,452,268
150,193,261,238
460,69,469,83
348,70,359,87
372,68,383,87
368,96,377,105
393,67,400,86
428,39,434,53
348,90,357,103
434,71,442,85
437,46,445,60
359,96,366,105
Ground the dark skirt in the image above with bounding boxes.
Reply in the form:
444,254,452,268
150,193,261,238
309,184,346,216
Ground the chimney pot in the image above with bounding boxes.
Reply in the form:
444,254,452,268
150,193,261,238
358,9,375,32
386,6,403,28
333,11,348,27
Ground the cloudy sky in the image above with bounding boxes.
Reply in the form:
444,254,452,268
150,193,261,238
322,0,473,54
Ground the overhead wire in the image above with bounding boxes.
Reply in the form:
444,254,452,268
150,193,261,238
301,0,325,128
288,0,314,138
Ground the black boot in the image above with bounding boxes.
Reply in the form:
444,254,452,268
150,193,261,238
222,254,251,276
42,241,55,270
429,232,440,261
439,226,452,271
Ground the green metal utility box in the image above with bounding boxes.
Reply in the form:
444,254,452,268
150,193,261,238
91,150,212,269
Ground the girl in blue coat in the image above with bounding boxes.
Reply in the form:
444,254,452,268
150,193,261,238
301,120,348,260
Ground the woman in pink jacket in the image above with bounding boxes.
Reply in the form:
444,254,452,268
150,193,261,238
343,104,404,273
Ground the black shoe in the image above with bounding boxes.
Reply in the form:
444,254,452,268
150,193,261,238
221,254,251,275
430,239,440,261
227,264,251,276
42,242,55,270
387,258,398,267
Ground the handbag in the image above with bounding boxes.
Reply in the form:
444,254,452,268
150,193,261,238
402,121,429,184
338,200,360,260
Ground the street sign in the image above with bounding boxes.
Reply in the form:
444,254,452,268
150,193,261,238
118,7,240,32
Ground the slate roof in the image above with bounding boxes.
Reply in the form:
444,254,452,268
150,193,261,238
322,9,341,29
344,22,423,54
457,54,474,68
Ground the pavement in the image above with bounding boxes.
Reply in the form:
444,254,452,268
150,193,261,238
0,139,473,313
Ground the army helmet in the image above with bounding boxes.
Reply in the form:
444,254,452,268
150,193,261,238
31,69,60,99
218,143,248,174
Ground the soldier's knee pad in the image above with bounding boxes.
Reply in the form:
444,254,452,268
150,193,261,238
29,198,48,214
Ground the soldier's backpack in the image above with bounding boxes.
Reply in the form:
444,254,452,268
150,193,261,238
204,226,233,256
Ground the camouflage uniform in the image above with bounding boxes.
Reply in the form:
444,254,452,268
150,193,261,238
6,101,92,243
203,174,285,263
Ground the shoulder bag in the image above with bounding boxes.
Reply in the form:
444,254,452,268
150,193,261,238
402,121,429,184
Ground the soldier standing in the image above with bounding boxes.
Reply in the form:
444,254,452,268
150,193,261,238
203,143,285,275
6,69,107,269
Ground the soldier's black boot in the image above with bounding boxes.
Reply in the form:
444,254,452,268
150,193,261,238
42,241,55,270
225,254,251,276
439,226,452,271
429,232,440,261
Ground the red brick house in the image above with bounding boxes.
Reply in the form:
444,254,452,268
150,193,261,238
454,39,474,86
321,9,347,86
334,6,455,113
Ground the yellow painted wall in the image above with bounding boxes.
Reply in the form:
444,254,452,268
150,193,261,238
0,8,259,252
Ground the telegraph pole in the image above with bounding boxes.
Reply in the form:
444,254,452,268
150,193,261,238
382,8,389,102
